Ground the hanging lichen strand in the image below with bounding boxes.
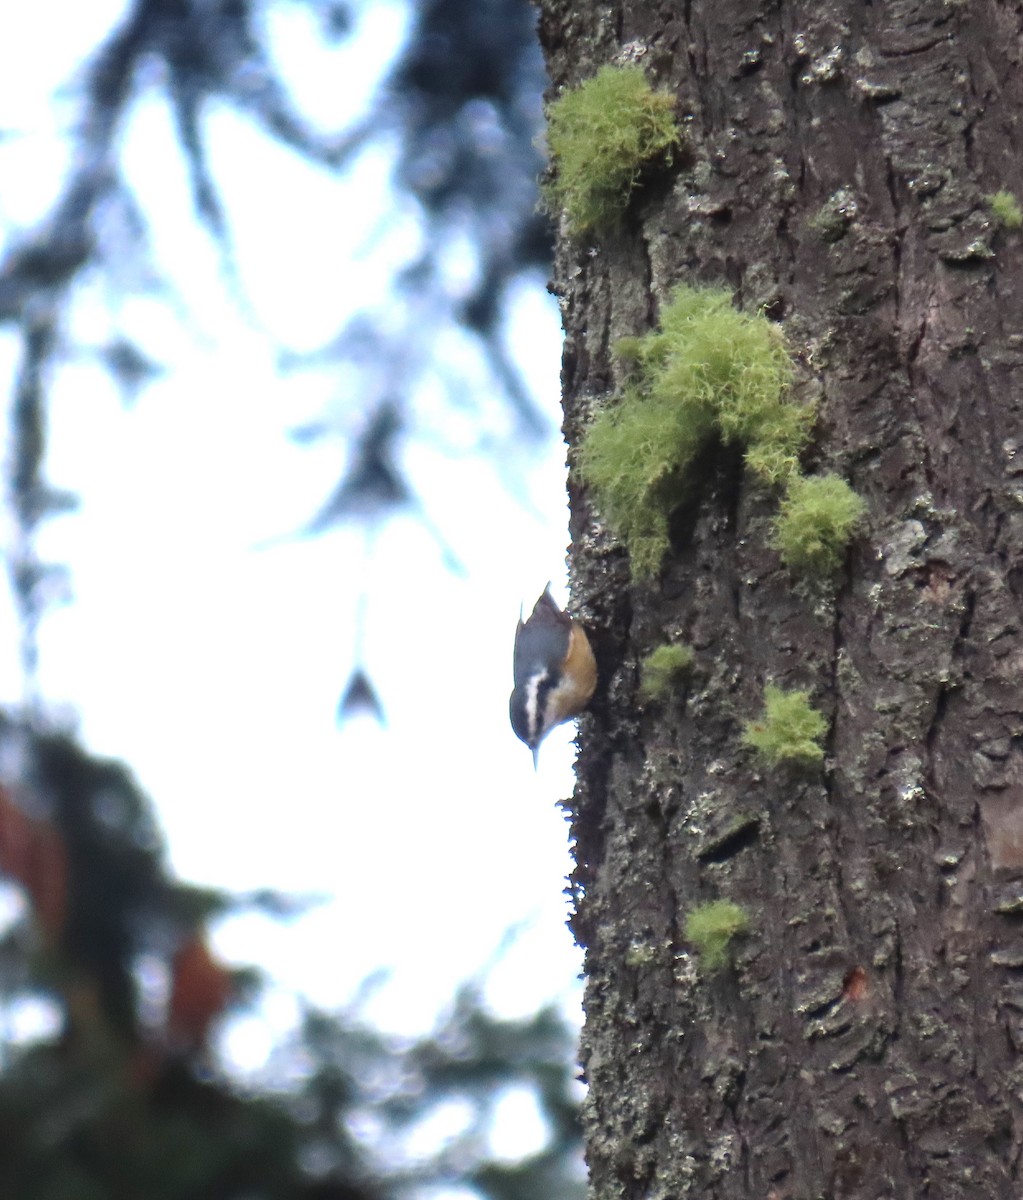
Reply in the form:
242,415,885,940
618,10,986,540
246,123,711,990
771,474,867,577
578,284,865,580
742,684,828,769
543,64,680,235
683,900,749,973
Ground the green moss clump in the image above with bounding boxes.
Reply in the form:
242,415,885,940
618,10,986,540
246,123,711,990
639,643,694,699
988,190,1023,230
742,684,827,767
808,188,857,243
578,284,807,577
772,473,866,577
684,900,748,972
544,64,679,235
625,942,657,967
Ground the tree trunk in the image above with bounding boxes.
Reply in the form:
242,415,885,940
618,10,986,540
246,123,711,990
538,1,1023,1196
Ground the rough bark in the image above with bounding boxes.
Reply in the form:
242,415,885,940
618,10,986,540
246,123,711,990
538,1,1023,1196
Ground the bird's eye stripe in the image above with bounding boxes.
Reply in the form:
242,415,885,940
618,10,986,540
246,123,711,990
532,676,555,740
523,671,553,742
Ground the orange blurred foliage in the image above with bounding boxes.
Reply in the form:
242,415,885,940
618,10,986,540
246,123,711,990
0,784,68,944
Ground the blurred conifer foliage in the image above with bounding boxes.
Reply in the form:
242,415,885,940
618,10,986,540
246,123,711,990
0,719,583,1199
1,0,554,710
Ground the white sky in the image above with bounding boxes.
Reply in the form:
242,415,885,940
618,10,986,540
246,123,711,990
0,0,584,1068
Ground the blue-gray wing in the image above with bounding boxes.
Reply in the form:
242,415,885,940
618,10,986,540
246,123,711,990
513,587,570,687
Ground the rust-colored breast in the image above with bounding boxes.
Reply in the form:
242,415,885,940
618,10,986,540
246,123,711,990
556,621,597,719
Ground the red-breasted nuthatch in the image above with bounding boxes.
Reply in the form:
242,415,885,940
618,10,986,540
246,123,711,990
510,586,597,767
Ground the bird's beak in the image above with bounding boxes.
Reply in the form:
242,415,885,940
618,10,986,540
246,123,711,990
532,746,540,771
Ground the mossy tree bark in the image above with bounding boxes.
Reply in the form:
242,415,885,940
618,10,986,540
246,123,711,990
538,1,1023,1196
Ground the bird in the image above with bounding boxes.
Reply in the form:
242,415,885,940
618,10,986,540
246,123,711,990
509,586,597,767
